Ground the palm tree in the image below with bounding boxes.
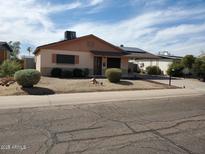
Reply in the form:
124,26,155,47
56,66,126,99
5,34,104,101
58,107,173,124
27,47,32,56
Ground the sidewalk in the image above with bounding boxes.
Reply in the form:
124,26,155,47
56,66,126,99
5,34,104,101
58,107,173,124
0,88,204,109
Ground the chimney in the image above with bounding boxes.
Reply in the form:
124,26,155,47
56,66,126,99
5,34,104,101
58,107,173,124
64,31,76,40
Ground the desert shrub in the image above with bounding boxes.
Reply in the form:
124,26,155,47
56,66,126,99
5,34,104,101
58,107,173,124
146,66,162,75
0,60,21,77
83,68,89,77
62,70,73,78
51,68,62,77
105,68,122,83
167,62,184,77
73,68,83,77
14,69,41,88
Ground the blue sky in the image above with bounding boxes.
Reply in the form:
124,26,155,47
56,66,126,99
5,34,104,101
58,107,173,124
0,0,205,56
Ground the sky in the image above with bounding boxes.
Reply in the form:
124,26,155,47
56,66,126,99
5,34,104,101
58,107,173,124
0,0,205,56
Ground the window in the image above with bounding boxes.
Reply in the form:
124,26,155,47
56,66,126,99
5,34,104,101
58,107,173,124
56,54,75,64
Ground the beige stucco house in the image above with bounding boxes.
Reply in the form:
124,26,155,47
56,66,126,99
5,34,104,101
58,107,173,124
34,31,129,76
126,49,182,75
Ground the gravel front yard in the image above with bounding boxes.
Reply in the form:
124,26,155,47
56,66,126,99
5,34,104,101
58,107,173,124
0,77,176,96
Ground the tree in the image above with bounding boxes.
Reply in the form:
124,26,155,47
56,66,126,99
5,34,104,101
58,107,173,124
8,41,21,59
181,55,195,69
0,60,21,77
167,61,184,77
193,58,205,81
27,47,32,56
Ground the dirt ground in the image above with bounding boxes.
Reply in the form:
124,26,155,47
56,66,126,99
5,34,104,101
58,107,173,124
0,77,175,96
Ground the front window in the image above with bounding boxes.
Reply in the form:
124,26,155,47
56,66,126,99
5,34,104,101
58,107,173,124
56,54,75,64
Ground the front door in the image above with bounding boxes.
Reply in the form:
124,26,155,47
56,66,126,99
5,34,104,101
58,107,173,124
94,57,102,75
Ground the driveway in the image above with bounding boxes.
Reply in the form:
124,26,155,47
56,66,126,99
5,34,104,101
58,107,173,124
0,95,205,154
152,78,205,91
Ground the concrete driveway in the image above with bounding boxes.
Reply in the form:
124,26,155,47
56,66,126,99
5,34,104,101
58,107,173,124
149,77,205,92
0,94,205,154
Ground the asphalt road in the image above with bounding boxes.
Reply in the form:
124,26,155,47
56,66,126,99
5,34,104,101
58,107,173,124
0,94,205,154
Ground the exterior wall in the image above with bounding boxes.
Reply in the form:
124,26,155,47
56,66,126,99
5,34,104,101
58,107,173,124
0,50,10,63
35,53,41,73
38,49,128,76
121,57,129,74
40,49,94,76
0,51,4,63
158,60,173,74
129,59,173,75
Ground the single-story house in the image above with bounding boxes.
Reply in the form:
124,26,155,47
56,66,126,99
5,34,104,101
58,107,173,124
34,31,129,76
0,42,13,63
120,46,160,72
127,49,182,75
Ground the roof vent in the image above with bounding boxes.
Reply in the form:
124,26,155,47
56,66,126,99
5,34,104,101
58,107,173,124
64,31,76,40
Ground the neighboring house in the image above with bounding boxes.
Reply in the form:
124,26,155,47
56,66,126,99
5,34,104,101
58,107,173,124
122,47,182,75
34,31,129,76
120,46,161,73
0,42,13,63
157,55,182,74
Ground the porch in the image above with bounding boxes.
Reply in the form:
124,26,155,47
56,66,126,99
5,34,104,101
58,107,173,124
90,50,128,76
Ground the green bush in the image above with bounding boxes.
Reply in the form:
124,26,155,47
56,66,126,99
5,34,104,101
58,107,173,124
51,68,62,77
193,58,205,81
83,68,89,77
62,70,73,78
146,66,162,75
0,60,21,77
167,62,184,77
73,68,83,77
14,69,41,88
105,68,122,83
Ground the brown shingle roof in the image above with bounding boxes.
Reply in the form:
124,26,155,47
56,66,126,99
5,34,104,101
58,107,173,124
34,34,123,55
0,42,13,52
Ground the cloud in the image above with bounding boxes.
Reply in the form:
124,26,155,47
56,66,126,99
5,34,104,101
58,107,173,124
70,7,205,56
0,0,104,45
90,0,104,6
46,2,82,13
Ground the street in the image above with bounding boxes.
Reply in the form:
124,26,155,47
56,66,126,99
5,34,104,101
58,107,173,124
0,94,205,154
